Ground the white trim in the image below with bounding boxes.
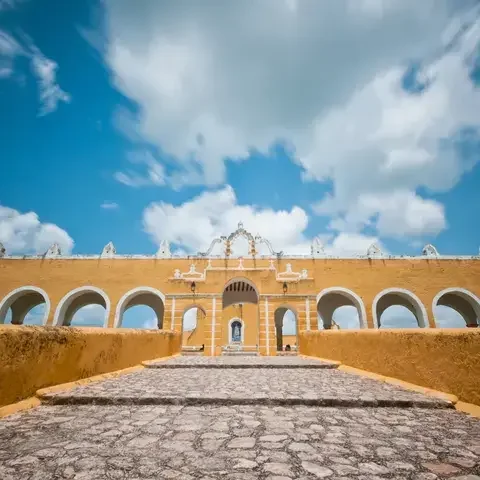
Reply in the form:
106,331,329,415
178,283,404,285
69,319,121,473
432,288,480,327
228,317,245,344
170,297,176,330
54,286,110,327
305,298,311,330
372,287,429,328
114,286,165,328
211,298,216,356
0,286,50,325
265,298,270,355
316,287,368,329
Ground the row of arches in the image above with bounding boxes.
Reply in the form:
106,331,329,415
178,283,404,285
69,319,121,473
0,284,479,329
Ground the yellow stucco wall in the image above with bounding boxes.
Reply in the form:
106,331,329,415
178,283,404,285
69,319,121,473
299,329,480,405
0,257,479,355
0,325,181,407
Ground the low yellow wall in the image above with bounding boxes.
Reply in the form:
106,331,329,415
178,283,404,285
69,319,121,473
0,325,181,407
300,329,480,406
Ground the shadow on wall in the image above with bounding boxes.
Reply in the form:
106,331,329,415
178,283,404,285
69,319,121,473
299,329,480,406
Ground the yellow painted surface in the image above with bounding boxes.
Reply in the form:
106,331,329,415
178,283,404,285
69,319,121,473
0,325,181,407
0,397,41,419
1,256,479,355
300,329,480,405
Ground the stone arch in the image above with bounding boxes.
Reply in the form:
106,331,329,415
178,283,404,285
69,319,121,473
54,286,110,327
433,288,480,327
274,304,298,351
182,304,207,346
228,317,245,344
373,288,428,329
222,277,259,309
316,287,367,329
114,286,165,328
0,286,50,325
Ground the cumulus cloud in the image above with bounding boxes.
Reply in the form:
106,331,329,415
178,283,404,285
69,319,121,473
101,0,479,241
0,29,70,115
0,205,74,255
143,185,381,256
114,150,166,188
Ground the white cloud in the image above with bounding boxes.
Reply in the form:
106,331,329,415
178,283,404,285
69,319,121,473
100,201,119,210
141,317,158,329
0,29,70,115
0,205,74,255
70,304,106,326
114,150,166,188
101,1,479,241
183,308,198,331
143,185,380,256
0,0,26,11
434,305,467,328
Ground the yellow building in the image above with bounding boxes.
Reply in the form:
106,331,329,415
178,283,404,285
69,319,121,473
0,223,479,356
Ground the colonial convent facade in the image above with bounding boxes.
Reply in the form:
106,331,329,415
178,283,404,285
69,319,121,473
0,223,479,356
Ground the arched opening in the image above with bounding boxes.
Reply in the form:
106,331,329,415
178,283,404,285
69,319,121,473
0,287,50,325
182,305,206,347
433,288,480,328
373,288,428,328
115,287,165,329
274,307,297,351
222,277,259,309
54,287,110,327
317,287,366,329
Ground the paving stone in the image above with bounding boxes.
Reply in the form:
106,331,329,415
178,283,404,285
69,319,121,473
147,355,337,368
40,367,452,408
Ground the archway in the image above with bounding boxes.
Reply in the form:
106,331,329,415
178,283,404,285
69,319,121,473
373,288,428,328
0,286,50,325
433,288,480,328
54,286,110,327
222,278,259,348
317,287,367,329
274,306,297,351
115,287,165,328
182,305,206,346
222,277,259,309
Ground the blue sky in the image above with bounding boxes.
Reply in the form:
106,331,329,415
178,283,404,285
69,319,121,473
1,0,479,329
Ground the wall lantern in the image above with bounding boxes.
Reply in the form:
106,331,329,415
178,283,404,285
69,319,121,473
282,282,288,294
191,282,196,294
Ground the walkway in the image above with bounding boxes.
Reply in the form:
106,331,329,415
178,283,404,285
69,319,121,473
0,356,479,479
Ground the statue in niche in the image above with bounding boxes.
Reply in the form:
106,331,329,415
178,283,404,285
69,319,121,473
231,320,242,343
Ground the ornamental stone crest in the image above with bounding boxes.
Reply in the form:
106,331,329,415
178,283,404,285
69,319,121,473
156,240,172,258
198,222,283,257
422,244,439,257
311,237,325,257
101,241,116,258
367,243,382,258
45,243,61,258
0,243,5,257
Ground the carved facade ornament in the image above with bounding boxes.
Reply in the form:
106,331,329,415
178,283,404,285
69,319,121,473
422,244,439,257
237,257,245,270
45,243,62,258
198,222,283,257
367,243,382,258
156,240,172,258
0,242,5,257
101,241,116,258
276,263,309,282
171,263,206,282
311,237,325,257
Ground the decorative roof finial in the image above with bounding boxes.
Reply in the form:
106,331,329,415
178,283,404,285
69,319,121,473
45,243,62,258
0,242,5,257
422,244,439,257
101,241,116,258
238,221,244,230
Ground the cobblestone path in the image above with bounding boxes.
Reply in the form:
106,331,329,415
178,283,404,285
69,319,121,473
1,355,479,479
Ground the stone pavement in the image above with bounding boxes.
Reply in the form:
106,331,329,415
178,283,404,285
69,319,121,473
0,355,479,479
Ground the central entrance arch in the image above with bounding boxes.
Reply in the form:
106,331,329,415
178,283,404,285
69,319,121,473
221,277,259,349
